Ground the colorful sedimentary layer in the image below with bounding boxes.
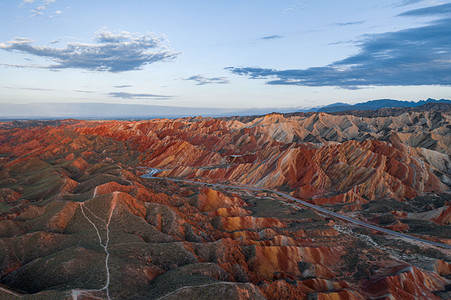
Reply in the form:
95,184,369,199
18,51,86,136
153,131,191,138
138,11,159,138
0,108,449,299
365,264,449,299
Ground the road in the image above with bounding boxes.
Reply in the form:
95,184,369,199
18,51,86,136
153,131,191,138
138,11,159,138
146,176,451,250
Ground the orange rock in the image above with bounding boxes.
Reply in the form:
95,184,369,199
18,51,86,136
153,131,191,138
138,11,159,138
133,187,154,202
197,188,245,212
297,184,325,199
252,246,339,279
313,190,366,205
300,278,349,293
61,177,78,193
0,112,449,299
384,221,409,232
48,201,79,232
65,153,75,161
317,290,363,300
221,216,287,232
254,235,300,247
434,260,451,276
391,210,407,218
432,205,451,225
209,206,252,217
365,264,448,299
95,181,134,196
116,192,147,219
68,156,90,172
0,188,21,203
259,280,306,300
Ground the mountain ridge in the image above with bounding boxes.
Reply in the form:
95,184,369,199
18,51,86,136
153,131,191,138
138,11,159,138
0,106,450,299
1,98,450,120
317,98,451,113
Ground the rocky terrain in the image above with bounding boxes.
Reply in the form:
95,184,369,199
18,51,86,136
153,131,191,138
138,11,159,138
0,107,450,299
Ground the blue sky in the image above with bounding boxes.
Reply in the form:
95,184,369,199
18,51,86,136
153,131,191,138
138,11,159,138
0,0,450,111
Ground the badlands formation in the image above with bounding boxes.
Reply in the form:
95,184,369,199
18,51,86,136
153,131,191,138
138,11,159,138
0,106,450,299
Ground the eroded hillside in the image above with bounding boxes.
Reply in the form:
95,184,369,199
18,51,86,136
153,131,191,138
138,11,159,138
0,109,450,299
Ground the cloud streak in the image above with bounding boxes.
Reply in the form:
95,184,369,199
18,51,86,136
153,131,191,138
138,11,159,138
0,30,179,72
395,0,425,7
4,86,53,91
335,21,364,26
33,0,55,16
185,75,230,85
74,90,95,94
108,92,173,100
228,3,451,88
262,35,283,40
21,0,57,17
398,3,451,16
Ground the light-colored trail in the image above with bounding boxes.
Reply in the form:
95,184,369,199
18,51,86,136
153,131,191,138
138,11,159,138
146,176,451,250
72,191,118,300
0,284,21,297
156,281,242,300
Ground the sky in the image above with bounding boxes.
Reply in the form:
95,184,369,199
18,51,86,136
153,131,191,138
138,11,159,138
0,0,450,114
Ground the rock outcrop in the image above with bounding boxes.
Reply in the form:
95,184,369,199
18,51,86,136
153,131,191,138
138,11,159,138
0,109,449,299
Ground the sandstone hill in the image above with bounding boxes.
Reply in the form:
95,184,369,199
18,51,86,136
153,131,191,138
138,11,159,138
0,108,449,299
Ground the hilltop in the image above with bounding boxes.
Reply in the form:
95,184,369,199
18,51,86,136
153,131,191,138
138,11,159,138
0,107,450,299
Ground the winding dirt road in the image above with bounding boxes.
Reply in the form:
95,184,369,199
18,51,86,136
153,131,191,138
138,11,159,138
72,189,117,300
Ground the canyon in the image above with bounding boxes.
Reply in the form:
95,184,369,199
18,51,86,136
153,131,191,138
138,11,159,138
0,105,450,299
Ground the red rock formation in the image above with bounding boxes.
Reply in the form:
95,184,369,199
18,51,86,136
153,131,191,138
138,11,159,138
251,246,340,279
365,264,448,299
48,201,79,232
61,177,78,193
0,111,449,299
317,290,363,300
197,188,245,212
258,280,306,299
434,260,451,276
209,206,252,217
383,221,409,232
407,204,451,225
95,181,135,196
220,216,287,231
0,188,21,203
432,205,451,225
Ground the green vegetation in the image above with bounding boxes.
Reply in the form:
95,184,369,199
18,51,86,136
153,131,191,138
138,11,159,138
73,174,129,194
339,240,375,280
83,163,120,177
323,203,348,212
143,263,224,299
379,213,397,225
61,190,93,202
362,198,414,213
401,219,451,239
409,193,449,212
21,174,63,201
371,235,447,260
249,197,320,221
0,246,106,293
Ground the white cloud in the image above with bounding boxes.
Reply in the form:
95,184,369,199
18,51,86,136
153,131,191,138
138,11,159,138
108,92,173,99
185,75,230,85
228,3,451,88
20,0,56,17
0,30,179,72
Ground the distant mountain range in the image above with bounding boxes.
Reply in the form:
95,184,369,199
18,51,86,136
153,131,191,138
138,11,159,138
2,106,450,299
314,98,451,113
1,98,450,120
